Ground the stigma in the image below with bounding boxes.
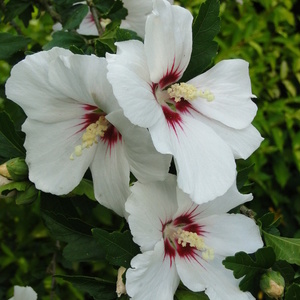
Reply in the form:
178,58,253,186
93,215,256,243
70,115,108,160
167,82,214,102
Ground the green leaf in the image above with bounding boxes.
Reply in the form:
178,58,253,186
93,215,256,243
98,22,119,53
116,28,142,42
70,178,96,201
0,112,25,159
106,0,127,21
273,260,295,285
41,195,105,262
15,183,39,205
223,247,276,291
43,31,86,51
92,228,140,268
236,163,254,190
94,0,117,15
285,283,300,300
95,39,112,57
273,158,290,188
56,275,116,300
0,181,30,196
181,0,220,82
69,45,85,55
263,231,300,266
257,212,281,235
0,33,31,60
175,289,209,300
3,0,32,24
2,99,26,131
271,127,285,152
42,211,105,262
63,4,89,30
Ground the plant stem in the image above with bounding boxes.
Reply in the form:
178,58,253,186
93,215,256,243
37,0,62,23
86,0,104,36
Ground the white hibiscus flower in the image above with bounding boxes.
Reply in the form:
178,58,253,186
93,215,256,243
125,175,263,300
5,47,171,216
107,0,263,204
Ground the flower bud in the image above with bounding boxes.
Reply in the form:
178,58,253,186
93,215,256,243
0,158,28,181
15,183,39,205
116,266,126,297
0,162,10,178
260,270,285,299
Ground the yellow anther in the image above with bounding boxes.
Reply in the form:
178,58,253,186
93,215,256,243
176,229,214,261
198,89,215,102
167,83,198,102
167,83,214,102
70,116,108,160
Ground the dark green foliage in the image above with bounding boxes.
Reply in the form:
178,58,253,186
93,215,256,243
92,229,140,268
273,260,296,286
285,283,300,299
0,33,31,60
3,0,33,27
175,289,209,300
55,275,117,300
0,112,25,159
62,4,89,30
216,0,300,239
223,247,276,292
43,31,86,51
181,0,220,82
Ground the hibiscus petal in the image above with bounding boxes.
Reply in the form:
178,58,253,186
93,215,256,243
176,255,255,300
49,54,119,114
107,40,163,128
174,182,253,223
5,47,77,123
11,286,37,300
121,0,175,39
106,110,171,183
23,118,95,195
126,240,180,300
90,138,130,217
201,214,263,257
149,113,236,204
126,177,178,251
145,0,193,84
121,0,153,38
188,59,257,129
173,183,250,224
193,114,263,159
77,11,99,36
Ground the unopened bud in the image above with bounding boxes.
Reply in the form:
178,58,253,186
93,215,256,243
0,158,28,181
0,162,10,178
6,158,28,181
260,270,285,299
116,266,126,298
15,183,39,205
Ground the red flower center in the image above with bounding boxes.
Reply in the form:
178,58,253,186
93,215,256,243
161,209,213,267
